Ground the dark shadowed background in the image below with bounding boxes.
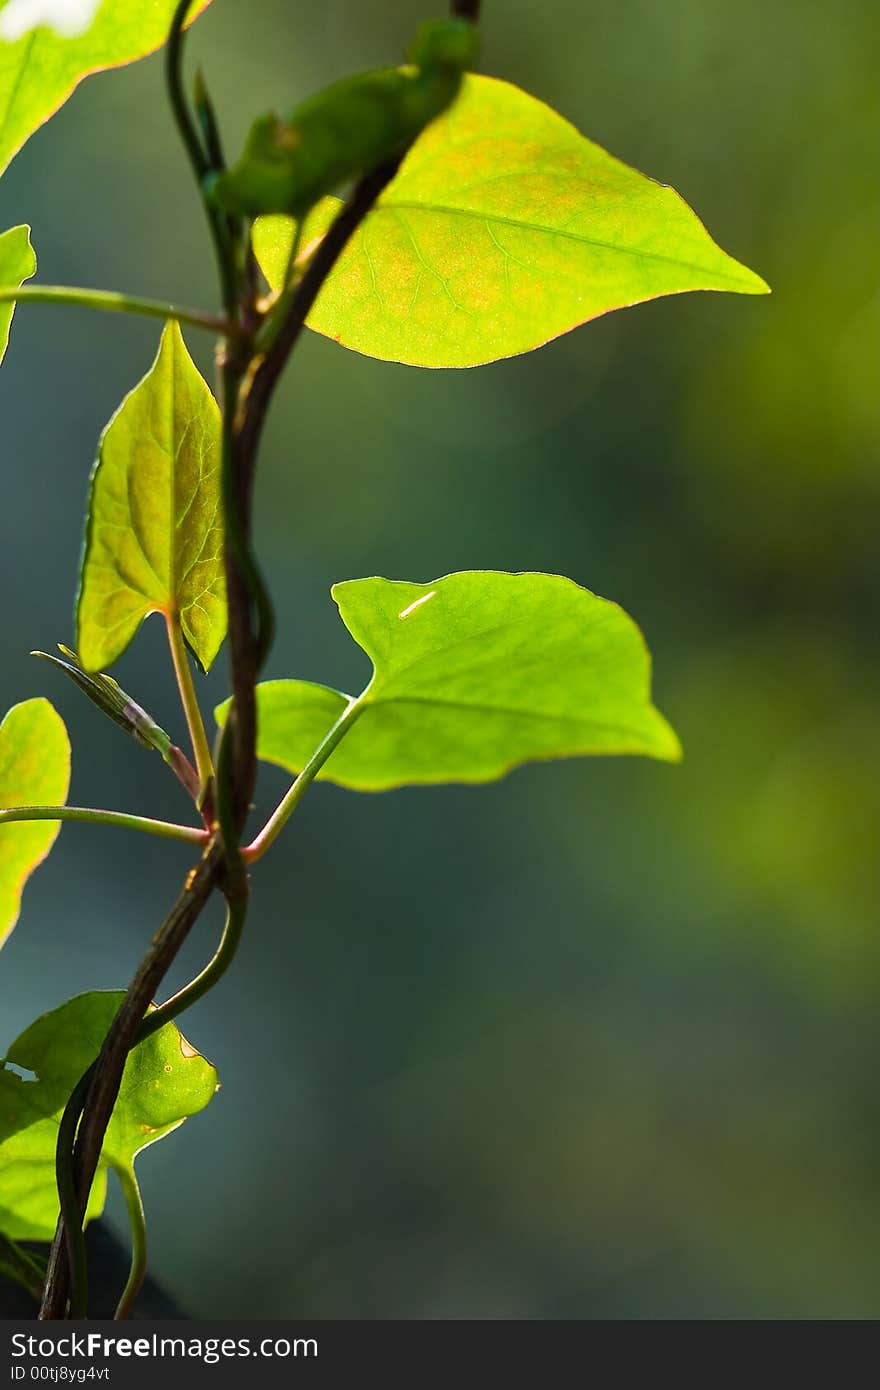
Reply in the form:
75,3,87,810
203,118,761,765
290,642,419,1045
1,0,879,1317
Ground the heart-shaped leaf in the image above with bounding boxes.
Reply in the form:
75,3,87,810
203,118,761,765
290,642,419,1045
217,571,680,792
0,224,35,365
0,698,70,950
253,74,768,368
77,320,225,673
0,991,217,1241
0,1,211,177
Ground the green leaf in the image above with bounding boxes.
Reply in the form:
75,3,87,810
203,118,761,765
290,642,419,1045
0,698,70,950
217,571,680,792
0,1232,45,1299
0,224,35,365
0,991,217,1241
77,320,225,673
254,75,768,368
0,1,211,178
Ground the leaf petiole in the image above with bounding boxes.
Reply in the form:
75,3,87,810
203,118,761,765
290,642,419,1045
0,806,209,845
165,615,215,802
0,284,232,334
243,693,366,863
113,1165,147,1321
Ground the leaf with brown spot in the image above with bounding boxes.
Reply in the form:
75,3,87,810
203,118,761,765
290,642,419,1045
0,992,217,1241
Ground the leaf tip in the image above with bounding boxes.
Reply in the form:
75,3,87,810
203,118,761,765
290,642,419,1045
651,715,684,764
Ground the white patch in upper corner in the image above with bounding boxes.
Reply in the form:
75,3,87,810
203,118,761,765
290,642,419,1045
398,591,436,620
0,0,101,42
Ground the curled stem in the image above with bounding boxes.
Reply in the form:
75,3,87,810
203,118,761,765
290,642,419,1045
55,1071,92,1320
166,0,239,319
43,0,485,1323
113,1166,147,1320
50,866,246,1318
137,881,248,1043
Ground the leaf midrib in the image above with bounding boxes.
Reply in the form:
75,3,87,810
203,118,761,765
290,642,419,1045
372,199,757,288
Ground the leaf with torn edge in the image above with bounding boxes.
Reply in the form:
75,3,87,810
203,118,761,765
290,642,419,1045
0,991,217,1241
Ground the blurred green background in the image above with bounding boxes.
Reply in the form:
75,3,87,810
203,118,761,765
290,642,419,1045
2,0,879,1318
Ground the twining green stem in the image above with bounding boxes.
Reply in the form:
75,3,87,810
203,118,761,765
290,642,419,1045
0,806,208,844
113,1166,147,1321
165,615,215,800
244,695,367,863
55,1070,92,1319
167,0,240,320
137,882,247,1043
52,863,245,1319
0,285,230,334
45,0,480,1321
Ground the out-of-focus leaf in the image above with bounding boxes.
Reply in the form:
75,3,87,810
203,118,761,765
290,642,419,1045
217,570,680,791
253,75,768,368
0,991,217,1241
0,1231,44,1299
0,224,35,364
0,699,69,950
77,321,225,673
0,0,211,176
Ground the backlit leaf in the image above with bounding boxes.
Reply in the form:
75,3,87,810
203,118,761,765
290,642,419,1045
218,571,680,792
0,224,35,365
0,991,217,1240
0,0,211,177
253,74,768,368
0,698,69,950
77,320,225,673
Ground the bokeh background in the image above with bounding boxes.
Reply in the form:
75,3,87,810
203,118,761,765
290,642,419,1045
2,0,879,1318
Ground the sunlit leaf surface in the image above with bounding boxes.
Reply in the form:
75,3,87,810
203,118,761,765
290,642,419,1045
218,570,680,791
77,320,225,672
0,224,35,365
0,0,211,176
254,74,768,368
0,699,69,950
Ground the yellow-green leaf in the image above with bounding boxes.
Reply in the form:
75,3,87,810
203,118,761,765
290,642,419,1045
0,698,70,950
254,75,768,368
218,571,680,792
0,1116,106,1243
0,224,35,365
0,1,211,177
77,320,225,673
0,991,217,1241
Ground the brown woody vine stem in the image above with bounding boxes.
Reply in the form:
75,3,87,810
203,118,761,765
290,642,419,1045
39,0,481,1319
